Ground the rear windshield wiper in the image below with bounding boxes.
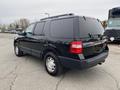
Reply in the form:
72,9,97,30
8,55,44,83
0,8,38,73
88,33,103,38
88,33,94,38
87,33,105,41
79,34,104,42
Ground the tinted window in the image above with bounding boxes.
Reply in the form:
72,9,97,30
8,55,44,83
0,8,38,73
79,17,104,38
34,22,45,35
50,18,73,38
109,9,120,18
26,24,35,33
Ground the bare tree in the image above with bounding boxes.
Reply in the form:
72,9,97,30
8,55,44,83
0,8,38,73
0,18,30,32
11,18,30,31
101,20,107,29
1,24,7,32
19,18,30,29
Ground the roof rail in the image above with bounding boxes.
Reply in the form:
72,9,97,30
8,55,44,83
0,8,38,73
112,7,120,9
40,13,74,21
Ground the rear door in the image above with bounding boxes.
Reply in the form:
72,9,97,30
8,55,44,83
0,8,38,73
31,21,46,57
49,17,75,58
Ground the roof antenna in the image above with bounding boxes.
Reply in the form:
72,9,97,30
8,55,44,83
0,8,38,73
44,13,50,17
83,16,86,20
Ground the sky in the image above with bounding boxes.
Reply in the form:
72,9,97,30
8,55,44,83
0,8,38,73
0,0,120,24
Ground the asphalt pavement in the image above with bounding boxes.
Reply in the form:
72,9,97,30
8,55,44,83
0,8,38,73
0,33,120,90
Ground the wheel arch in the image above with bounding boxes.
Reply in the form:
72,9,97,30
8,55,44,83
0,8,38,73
42,46,61,60
14,39,19,46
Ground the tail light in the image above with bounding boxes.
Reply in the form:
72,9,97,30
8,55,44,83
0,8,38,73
70,41,83,54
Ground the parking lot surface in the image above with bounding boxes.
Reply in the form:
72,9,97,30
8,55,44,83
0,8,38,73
0,33,120,90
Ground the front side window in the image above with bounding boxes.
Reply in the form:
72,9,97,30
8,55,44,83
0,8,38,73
25,24,35,34
50,18,73,38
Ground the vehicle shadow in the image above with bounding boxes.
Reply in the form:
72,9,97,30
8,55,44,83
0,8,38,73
21,54,106,78
22,54,107,80
17,55,114,90
25,54,44,67
55,66,116,90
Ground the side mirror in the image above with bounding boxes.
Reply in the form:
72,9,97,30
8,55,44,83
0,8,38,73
18,32,26,36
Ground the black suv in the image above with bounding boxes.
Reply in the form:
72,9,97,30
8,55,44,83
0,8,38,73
14,14,109,76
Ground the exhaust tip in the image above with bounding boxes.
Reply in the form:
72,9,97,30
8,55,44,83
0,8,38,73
98,63,102,65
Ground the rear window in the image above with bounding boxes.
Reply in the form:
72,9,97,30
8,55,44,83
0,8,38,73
79,17,104,38
50,18,73,38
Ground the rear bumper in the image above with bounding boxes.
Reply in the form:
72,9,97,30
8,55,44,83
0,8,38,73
59,52,108,69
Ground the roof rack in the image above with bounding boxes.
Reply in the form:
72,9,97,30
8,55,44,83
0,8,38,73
112,7,120,9
40,13,74,21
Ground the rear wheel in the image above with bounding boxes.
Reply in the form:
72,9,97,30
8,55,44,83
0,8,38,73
44,52,63,76
14,44,24,57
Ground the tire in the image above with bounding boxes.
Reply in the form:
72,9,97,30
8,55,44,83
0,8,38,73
44,52,63,76
14,44,24,57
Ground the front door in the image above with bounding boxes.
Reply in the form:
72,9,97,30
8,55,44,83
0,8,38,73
19,23,36,54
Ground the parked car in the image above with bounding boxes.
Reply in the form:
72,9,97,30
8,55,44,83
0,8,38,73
104,7,120,42
4,29,17,34
14,14,109,76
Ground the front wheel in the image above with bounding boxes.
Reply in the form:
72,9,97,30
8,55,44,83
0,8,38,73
44,52,63,76
14,44,24,57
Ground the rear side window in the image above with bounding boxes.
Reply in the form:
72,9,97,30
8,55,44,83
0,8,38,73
50,18,73,38
34,22,45,35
